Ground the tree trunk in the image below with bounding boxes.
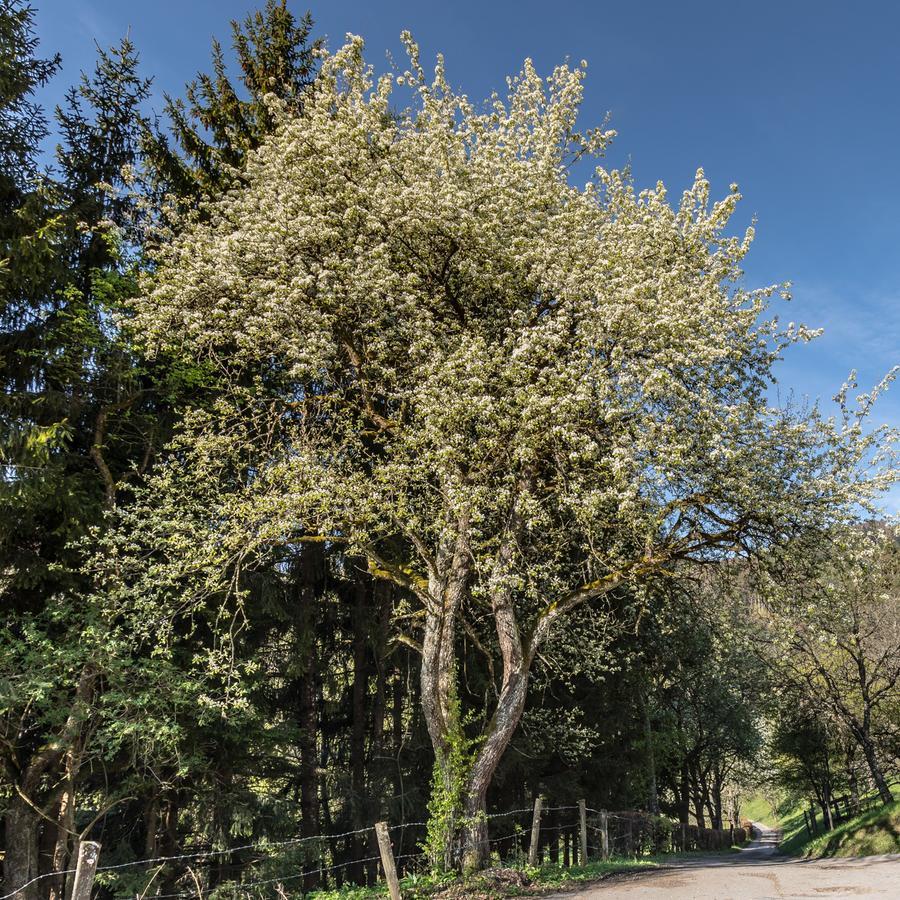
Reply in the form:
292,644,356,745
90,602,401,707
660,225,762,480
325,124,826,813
712,782,723,831
677,762,690,824
157,790,181,897
4,796,41,900
458,673,529,871
821,784,834,830
688,759,706,829
640,687,659,814
848,770,860,814
857,732,893,806
348,569,370,886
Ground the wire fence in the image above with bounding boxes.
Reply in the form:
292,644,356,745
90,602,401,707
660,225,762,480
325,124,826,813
0,799,750,899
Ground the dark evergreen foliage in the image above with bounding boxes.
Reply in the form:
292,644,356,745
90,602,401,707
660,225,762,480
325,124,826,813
143,0,319,202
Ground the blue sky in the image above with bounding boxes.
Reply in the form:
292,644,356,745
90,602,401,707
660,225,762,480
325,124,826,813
34,0,899,506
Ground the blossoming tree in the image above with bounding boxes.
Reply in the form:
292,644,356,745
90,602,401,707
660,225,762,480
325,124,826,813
131,36,895,868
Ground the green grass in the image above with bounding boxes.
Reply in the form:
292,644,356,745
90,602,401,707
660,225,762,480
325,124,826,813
517,858,659,893
780,801,900,859
741,792,780,827
740,790,815,843
773,803,814,855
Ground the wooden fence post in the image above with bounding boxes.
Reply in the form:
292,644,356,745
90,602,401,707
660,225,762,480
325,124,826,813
71,840,101,900
600,810,609,860
578,800,588,865
528,796,543,867
374,822,401,900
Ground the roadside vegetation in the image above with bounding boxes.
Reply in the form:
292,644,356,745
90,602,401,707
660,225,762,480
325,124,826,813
740,789,900,859
778,802,900,859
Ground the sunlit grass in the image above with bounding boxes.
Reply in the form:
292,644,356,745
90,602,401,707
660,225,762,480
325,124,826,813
782,801,900,858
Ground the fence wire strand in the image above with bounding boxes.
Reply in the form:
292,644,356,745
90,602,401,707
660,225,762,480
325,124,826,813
0,801,751,898
96,824,377,872
151,854,385,899
0,869,77,900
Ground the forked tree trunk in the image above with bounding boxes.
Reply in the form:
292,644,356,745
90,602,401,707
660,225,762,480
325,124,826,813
413,501,634,872
458,673,530,871
418,515,539,873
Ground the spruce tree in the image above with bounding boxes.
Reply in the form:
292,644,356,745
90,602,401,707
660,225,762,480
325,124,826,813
144,0,319,202
0,0,58,202
0,20,167,895
0,28,152,609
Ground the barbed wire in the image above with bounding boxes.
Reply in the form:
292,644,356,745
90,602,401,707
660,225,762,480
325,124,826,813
388,820,428,832
486,830,525,845
96,824,377,872
485,806,533,820
0,800,743,898
0,869,77,900
151,854,385,899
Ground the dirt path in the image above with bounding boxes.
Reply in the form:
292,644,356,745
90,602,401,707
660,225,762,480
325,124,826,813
552,824,900,899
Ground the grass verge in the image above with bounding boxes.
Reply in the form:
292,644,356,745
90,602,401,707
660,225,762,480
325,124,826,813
779,801,900,858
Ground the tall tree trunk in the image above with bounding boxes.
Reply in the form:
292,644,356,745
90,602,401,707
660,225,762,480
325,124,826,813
3,796,41,900
295,545,323,892
639,687,659,814
857,731,893,806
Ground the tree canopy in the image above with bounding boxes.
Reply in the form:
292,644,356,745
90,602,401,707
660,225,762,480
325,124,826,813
128,34,896,868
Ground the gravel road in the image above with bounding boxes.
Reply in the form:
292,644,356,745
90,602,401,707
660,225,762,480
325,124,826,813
552,824,900,899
